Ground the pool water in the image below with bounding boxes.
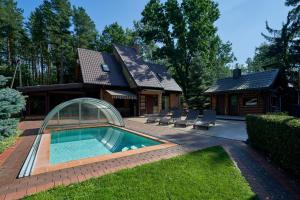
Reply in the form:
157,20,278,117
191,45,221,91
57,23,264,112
50,127,161,164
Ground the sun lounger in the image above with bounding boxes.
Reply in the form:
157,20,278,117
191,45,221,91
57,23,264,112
159,109,182,125
174,110,199,127
146,110,169,123
193,110,216,130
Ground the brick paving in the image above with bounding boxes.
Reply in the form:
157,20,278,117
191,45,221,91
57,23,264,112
0,119,299,200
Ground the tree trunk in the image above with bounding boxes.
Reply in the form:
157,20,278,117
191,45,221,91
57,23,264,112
59,39,64,84
7,33,13,66
41,51,44,84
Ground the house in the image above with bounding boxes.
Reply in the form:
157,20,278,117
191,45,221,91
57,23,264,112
204,68,285,116
18,44,182,117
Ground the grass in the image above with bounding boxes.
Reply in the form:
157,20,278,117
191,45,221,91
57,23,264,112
25,146,257,200
0,130,21,154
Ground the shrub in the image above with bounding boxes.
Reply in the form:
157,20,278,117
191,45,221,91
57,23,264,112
246,114,300,177
0,118,19,141
0,130,21,153
0,88,26,119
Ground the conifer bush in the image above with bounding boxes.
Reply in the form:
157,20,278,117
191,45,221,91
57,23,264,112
0,75,25,141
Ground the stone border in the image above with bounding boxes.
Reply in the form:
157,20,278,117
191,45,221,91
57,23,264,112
32,125,176,175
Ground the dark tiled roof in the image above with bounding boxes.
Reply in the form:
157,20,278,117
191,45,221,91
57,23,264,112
78,48,128,87
147,62,182,92
113,44,163,89
113,44,182,92
205,69,280,93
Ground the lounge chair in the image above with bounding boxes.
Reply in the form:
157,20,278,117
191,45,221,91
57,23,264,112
193,110,216,130
159,109,182,125
146,110,169,123
174,110,199,127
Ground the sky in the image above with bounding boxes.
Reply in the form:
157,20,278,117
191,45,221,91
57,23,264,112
17,0,290,64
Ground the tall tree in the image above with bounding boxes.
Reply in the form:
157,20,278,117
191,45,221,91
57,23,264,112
98,22,135,53
246,43,278,72
261,0,300,86
139,0,234,108
72,6,98,49
48,0,73,84
0,0,24,66
28,3,52,84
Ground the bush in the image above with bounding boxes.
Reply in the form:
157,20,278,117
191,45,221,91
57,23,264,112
0,118,19,141
0,88,26,119
246,114,300,177
0,130,21,153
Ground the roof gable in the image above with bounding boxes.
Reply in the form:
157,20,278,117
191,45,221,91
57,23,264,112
205,69,280,93
78,48,128,87
113,44,163,89
113,44,182,92
147,62,182,92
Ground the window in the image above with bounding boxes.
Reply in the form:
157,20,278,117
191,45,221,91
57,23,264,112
101,64,110,72
243,97,258,106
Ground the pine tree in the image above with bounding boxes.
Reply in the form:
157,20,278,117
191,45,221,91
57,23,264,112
260,0,299,87
0,0,24,66
72,6,98,49
47,0,73,84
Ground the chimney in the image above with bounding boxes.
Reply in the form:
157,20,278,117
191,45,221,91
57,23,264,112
233,68,242,79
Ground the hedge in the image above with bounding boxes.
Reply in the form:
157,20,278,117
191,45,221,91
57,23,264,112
246,114,300,178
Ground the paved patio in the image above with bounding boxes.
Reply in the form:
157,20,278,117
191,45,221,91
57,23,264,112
127,117,248,141
0,119,299,200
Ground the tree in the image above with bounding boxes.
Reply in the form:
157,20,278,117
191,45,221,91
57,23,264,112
72,6,98,50
0,74,25,140
0,75,8,86
98,22,135,53
47,0,73,84
139,0,234,108
246,43,278,72
0,0,24,66
28,4,51,84
261,0,300,87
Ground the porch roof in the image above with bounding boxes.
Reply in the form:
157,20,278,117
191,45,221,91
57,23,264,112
17,83,84,93
106,89,137,100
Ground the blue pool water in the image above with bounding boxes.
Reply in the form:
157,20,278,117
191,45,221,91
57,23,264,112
50,127,161,164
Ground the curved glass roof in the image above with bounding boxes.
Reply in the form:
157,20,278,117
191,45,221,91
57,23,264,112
39,98,124,134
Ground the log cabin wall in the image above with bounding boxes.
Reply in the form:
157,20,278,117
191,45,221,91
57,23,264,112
212,92,267,116
238,92,265,115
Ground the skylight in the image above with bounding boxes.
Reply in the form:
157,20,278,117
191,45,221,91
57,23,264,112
101,64,110,72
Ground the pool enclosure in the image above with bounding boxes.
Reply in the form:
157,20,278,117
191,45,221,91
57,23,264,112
39,98,125,134
19,98,124,178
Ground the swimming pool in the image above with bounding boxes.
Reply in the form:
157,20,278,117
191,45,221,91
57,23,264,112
21,125,175,176
50,127,161,164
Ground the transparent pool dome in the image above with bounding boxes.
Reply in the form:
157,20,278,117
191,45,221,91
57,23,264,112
39,98,125,134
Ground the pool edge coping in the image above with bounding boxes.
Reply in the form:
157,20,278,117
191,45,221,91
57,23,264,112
31,124,177,175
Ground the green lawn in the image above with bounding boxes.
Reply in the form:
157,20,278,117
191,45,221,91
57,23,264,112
0,130,21,154
25,146,257,200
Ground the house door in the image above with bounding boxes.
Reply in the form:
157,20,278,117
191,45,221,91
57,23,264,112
229,95,238,115
216,95,225,115
146,95,154,114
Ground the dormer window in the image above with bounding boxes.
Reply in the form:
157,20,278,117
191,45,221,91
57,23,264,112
101,64,110,72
